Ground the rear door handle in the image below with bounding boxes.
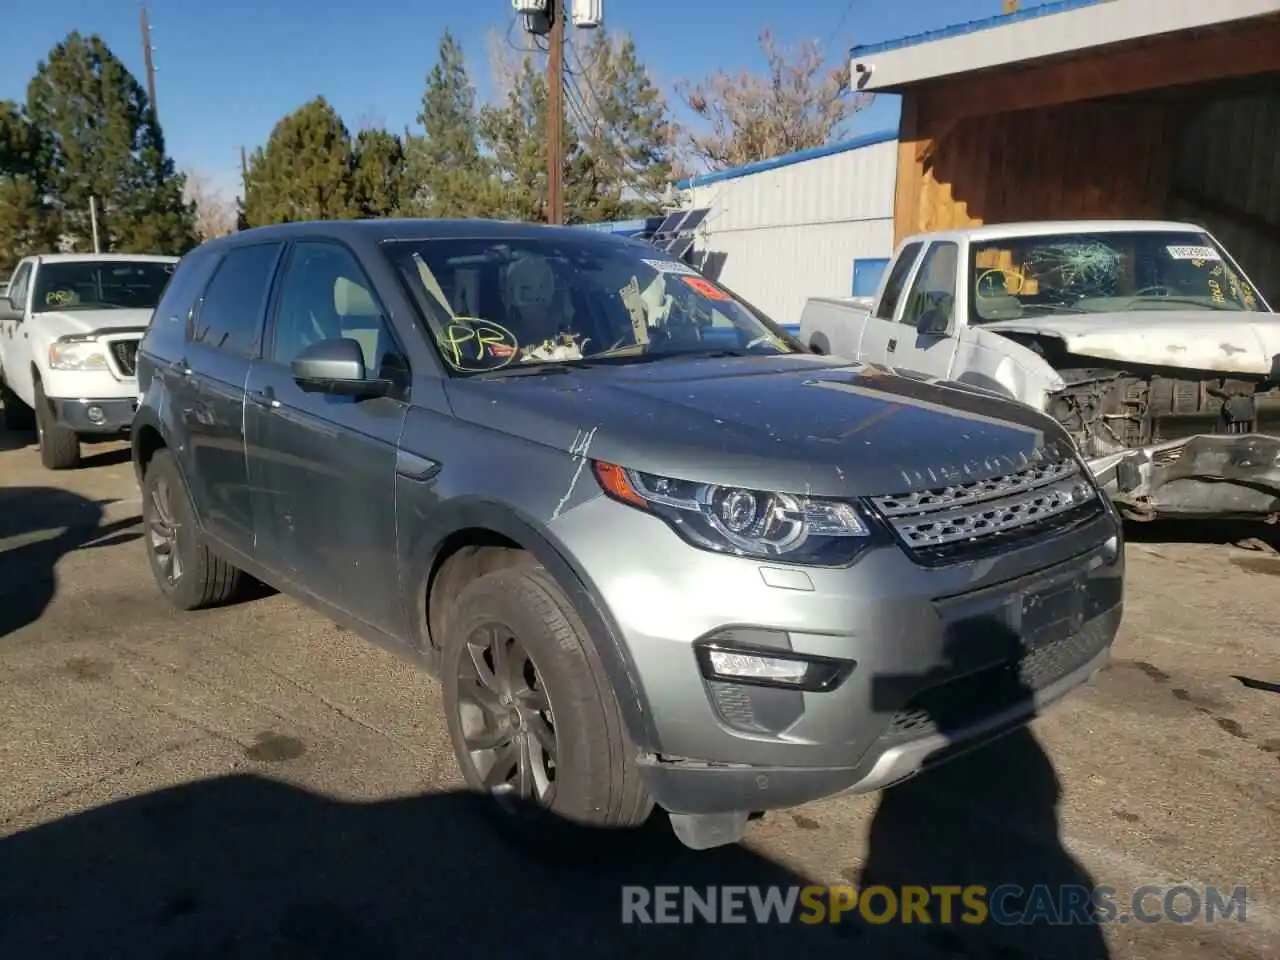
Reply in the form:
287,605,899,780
887,338,897,352
248,387,279,409
169,357,191,376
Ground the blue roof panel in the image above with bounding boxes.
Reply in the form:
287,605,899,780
675,128,897,191
849,0,1107,59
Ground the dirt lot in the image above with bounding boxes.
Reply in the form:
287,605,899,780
0,433,1276,960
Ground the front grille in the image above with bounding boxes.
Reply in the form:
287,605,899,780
107,339,140,377
868,457,1104,565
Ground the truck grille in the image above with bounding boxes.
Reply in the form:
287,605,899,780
868,457,1104,565
107,339,140,377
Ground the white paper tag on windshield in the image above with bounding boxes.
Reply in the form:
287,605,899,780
642,257,698,276
1166,245,1221,261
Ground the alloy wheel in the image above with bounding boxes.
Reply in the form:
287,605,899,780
455,623,557,812
147,476,183,585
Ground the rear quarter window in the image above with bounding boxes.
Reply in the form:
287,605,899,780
142,251,221,362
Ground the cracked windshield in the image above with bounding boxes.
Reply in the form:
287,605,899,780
970,231,1265,322
382,237,800,373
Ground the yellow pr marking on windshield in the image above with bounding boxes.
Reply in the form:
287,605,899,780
438,318,520,372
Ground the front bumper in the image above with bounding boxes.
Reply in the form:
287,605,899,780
1091,433,1280,520
51,397,137,435
548,492,1123,817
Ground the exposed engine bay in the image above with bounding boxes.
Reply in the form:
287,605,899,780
1042,357,1280,520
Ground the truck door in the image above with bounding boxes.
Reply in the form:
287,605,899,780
887,240,961,380
858,241,924,365
1,261,35,400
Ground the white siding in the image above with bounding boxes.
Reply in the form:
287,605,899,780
685,138,898,323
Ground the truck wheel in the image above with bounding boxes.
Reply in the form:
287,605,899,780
142,448,244,610
33,382,80,469
440,565,653,855
0,378,34,431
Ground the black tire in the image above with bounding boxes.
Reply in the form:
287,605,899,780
142,448,244,610
33,381,79,469
441,565,654,856
0,377,35,431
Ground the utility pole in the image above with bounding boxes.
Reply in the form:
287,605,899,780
140,4,158,120
1002,0,1020,13
546,0,565,225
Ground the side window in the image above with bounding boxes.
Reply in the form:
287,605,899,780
900,242,959,328
269,241,406,380
146,252,221,356
190,243,283,357
8,262,32,307
875,243,923,320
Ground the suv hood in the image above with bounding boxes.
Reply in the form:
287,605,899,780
983,311,1280,375
34,308,153,340
444,354,1078,498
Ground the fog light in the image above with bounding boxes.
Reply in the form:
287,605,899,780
695,640,854,692
86,405,105,424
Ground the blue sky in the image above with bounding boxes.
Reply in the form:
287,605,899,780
2,0,1010,202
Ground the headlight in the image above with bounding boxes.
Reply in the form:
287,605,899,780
591,461,871,565
48,340,108,371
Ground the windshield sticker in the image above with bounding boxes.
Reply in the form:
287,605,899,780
1166,245,1221,262
619,276,649,345
680,275,730,301
438,318,519,371
642,258,699,277
45,290,73,305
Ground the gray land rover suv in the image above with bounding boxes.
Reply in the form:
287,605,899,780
132,219,1124,851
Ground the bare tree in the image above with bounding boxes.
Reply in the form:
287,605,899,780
674,29,872,171
182,169,236,240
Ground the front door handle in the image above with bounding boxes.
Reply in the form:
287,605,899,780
248,387,279,409
887,338,897,352
169,357,191,377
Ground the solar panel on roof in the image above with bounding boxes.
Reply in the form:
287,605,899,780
667,236,695,260
655,211,685,236
676,207,709,232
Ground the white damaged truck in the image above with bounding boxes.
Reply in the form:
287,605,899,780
798,220,1280,520
0,253,178,469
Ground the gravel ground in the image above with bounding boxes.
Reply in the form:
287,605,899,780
0,433,1276,959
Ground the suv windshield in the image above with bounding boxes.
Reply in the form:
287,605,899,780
969,230,1266,323
382,235,801,373
32,260,176,313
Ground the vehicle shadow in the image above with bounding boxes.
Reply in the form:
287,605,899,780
0,426,35,453
0,778,856,958
0,487,143,639
79,443,133,469
1123,517,1280,552
851,622,1112,959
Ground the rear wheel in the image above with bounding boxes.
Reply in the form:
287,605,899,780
440,565,653,854
142,449,244,610
33,381,79,469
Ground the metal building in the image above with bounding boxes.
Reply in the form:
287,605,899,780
669,131,900,324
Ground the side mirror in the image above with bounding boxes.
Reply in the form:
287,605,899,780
2,293,22,318
290,337,391,398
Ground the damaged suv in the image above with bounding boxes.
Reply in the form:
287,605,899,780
799,220,1280,520
132,220,1124,852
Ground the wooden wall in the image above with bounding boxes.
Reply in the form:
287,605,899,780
893,99,1180,240
892,14,1280,244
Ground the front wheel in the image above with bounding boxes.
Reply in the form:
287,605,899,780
440,565,653,853
142,449,244,610
33,382,79,469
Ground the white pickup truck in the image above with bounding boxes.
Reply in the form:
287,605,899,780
0,253,178,469
798,219,1280,521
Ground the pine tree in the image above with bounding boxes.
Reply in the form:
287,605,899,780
352,128,407,218
403,32,498,218
0,100,59,269
241,97,360,226
567,31,681,217
25,32,196,254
